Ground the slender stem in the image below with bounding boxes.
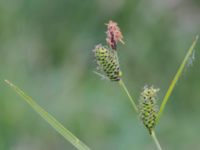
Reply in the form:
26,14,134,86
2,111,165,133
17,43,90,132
119,79,138,113
5,80,91,150
156,35,199,123
151,130,162,150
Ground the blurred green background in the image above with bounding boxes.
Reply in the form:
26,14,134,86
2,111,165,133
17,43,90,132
0,0,200,150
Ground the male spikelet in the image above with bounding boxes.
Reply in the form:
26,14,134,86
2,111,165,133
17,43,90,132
106,20,124,50
139,85,159,134
93,44,122,81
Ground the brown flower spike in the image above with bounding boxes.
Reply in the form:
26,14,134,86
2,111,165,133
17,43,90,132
106,20,124,50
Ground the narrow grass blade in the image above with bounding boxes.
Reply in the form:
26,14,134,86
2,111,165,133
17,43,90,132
4,80,91,150
157,35,199,123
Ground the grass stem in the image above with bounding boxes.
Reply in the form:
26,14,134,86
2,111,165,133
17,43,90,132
119,79,138,113
151,130,162,150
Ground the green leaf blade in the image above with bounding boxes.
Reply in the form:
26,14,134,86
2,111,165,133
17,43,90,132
156,35,199,123
5,80,91,150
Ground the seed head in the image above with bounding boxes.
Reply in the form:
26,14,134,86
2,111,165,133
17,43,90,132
93,44,122,81
106,20,124,50
138,85,159,134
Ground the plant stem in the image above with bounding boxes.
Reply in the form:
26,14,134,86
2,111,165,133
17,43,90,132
151,130,162,150
5,80,91,150
156,35,199,123
119,79,138,113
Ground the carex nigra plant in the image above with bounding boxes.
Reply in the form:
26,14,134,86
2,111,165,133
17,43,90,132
92,20,199,150
4,20,198,150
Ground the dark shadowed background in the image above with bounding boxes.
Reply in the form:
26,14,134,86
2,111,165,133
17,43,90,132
0,0,200,150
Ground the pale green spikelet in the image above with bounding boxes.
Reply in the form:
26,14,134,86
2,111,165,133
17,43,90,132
139,85,159,134
93,44,122,81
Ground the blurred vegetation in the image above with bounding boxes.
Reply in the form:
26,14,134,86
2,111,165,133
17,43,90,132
0,0,200,150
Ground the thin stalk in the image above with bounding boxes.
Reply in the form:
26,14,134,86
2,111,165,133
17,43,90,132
5,80,91,150
156,35,199,123
151,130,162,150
119,79,138,113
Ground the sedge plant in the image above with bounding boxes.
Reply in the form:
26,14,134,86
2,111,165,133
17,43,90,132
92,20,198,150
4,20,198,150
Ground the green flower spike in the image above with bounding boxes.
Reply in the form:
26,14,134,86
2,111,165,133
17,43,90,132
139,85,159,134
93,44,122,81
